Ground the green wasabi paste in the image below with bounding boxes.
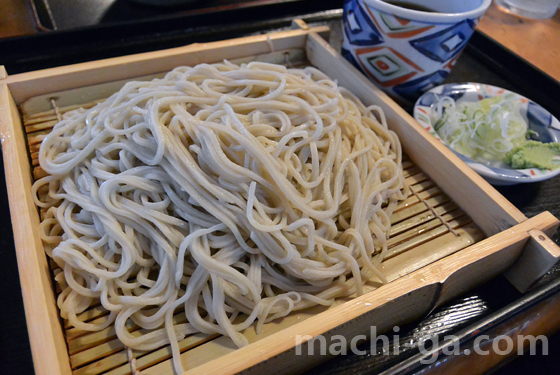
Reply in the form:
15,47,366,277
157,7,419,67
505,141,560,170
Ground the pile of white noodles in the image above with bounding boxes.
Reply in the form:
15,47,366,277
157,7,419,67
33,61,408,373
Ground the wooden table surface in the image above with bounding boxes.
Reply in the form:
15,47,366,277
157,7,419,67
0,0,36,38
477,1,560,83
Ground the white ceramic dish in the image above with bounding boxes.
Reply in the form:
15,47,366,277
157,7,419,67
414,82,560,185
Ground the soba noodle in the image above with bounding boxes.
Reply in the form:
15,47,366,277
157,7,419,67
33,61,409,373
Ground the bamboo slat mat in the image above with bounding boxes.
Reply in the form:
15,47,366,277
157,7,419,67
21,51,486,375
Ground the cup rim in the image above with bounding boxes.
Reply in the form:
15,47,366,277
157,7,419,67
361,0,492,22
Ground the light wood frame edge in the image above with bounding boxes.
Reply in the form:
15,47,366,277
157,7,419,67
3,26,329,105
0,83,72,374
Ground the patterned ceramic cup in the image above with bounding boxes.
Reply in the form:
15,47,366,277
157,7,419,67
342,0,491,104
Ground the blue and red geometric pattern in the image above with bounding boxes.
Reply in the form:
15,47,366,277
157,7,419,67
409,20,476,63
341,0,484,103
343,0,384,46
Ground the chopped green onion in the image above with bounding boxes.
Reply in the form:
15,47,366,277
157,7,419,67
433,95,527,164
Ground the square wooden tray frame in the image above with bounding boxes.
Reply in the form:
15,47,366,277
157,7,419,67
1,22,559,375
